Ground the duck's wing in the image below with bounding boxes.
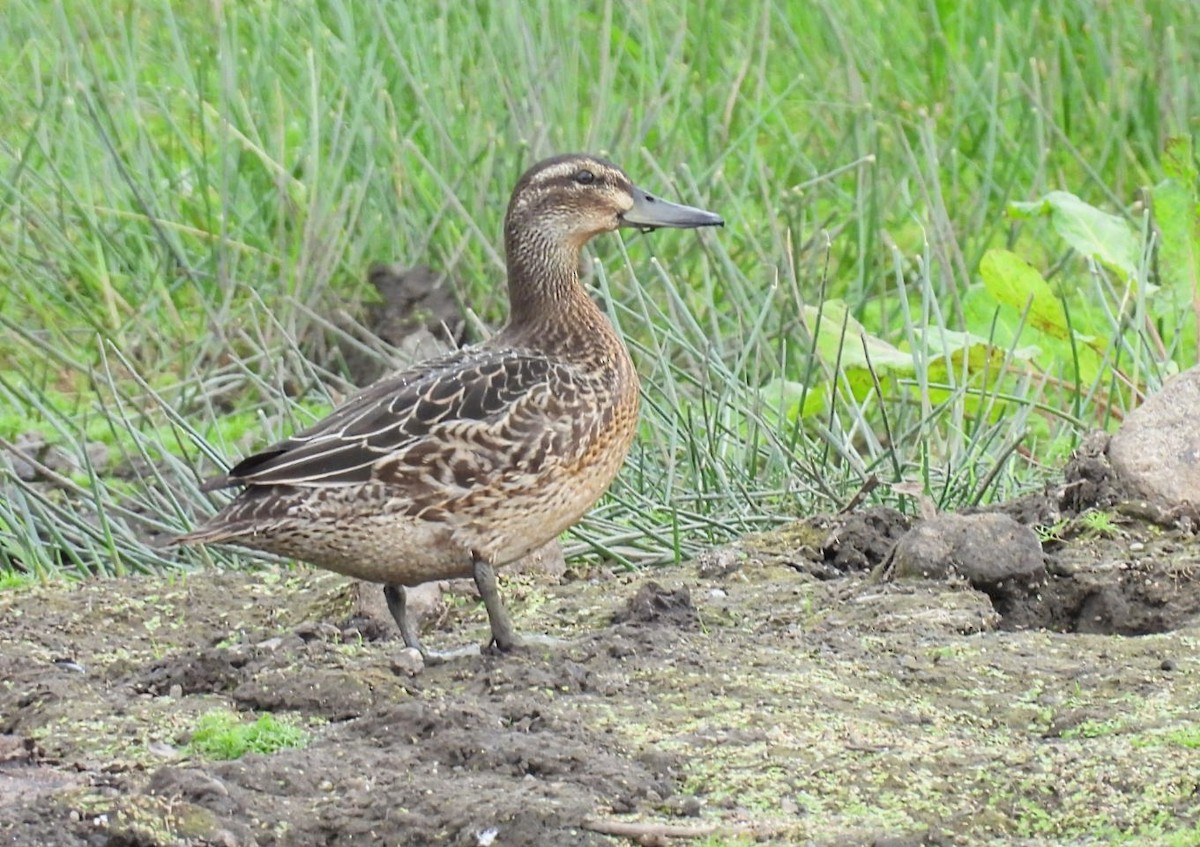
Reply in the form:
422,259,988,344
200,346,578,491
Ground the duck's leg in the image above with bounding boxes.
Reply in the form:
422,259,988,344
383,583,426,655
472,558,521,652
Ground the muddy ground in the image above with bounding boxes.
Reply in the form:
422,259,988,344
3,457,1200,846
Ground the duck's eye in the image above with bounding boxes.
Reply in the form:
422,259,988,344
574,170,596,186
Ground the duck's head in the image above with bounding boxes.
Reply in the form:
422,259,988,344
505,154,724,251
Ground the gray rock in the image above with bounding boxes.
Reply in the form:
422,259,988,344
353,579,443,630
892,512,1045,589
352,539,566,632
8,432,47,481
390,647,425,677
1108,367,1200,508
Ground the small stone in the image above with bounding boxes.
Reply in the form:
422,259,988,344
147,741,181,759
1161,658,1176,672
84,441,109,472
391,647,425,676
507,539,567,579
695,546,742,578
295,621,340,642
661,793,705,817
9,432,47,481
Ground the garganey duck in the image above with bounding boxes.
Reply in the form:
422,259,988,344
174,154,723,656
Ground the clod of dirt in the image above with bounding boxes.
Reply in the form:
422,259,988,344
0,735,38,764
612,581,697,628
148,767,241,816
889,506,1200,635
818,506,913,575
1061,430,1125,513
0,735,82,818
693,546,744,578
892,512,1046,590
988,431,1132,527
1017,540,1200,634
1108,366,1200,508
136,647,250,697
341,264,468,386
231,664,406,720
729,508,911,581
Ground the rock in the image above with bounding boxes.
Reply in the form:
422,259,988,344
83,441,110,472
694,546,742,578
1108,367,1200,508
7,432,47,481
892,512,1045,590
506,539,567,579
390,648,425,677
351,540,566,634
353,581,443,634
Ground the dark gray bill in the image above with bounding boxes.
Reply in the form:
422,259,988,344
620,186,724,231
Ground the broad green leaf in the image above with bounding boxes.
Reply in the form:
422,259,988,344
909,328,1039,388
759,377,828,422
1008,191,1140,277
1152,137,1199,324
960,283,1036,353
907,327,1038,365
801,301,913,372
1162,135,1198,186
1151,178,1199,307
978,249,1070,339
898,326,1038,419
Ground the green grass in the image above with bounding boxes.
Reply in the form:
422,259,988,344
187,710,312,761
1,0,1198,576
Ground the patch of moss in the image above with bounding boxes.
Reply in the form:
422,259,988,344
189,710,311,760
1133,725,1200,750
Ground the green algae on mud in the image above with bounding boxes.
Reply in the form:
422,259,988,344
1,510,1199,846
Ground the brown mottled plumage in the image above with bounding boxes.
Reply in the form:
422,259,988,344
173,154,723,655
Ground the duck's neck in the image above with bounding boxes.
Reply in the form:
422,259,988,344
501,225,612,354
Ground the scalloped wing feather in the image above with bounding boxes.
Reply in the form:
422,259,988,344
202,347,575,490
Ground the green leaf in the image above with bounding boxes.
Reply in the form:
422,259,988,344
909,327,1038,370
898,326,1038,420
1008,191,1140,277
1152,137,1199,317
1152,180,1200,303
759,377,828,423
802,301,913,372
978,249,1070,340
1162,135,1198,185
